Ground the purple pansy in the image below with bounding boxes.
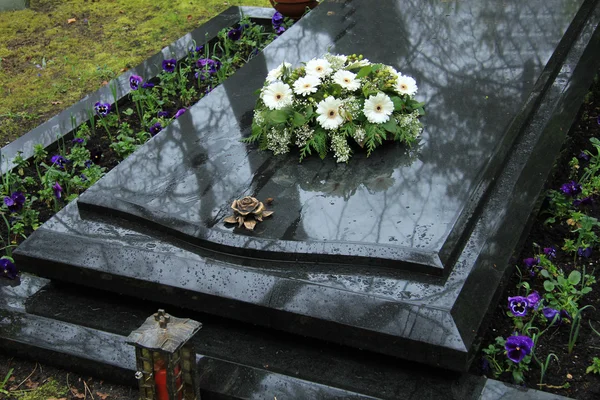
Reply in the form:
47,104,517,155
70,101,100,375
157,111,169,118
94,101,111,117
578,247,593,258
523,257,539,268
129,75,143,90
196,58,220,80
142,82,155,89
573,196,593,207
0,258,17,280
84,160,93,169
272,11,284,27
162,59,177,73
174,108,186,119
227,27,242,41
4,191,26,213
276,26,286,35
189,45,204,54
505,335,534,363
50,154,69,169
72,138,84,144
526,291,541,309
52,182,62,199
149,122,162,136
560,181,582,196
579,151,590,161
543,247,557,259
508,296,529,317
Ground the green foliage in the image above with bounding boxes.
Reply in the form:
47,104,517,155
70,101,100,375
13,378,68,400
586,357,600,374
0,368,13,396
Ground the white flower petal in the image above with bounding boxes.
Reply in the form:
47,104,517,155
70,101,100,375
363,93,394,124
395,73,418,96
305,58,333,79
261,82,294,110
316,97,344,130
293,75,321,96
332,70,360,91
266,62,292,82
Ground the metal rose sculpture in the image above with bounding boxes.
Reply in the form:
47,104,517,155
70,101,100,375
223,196,274,230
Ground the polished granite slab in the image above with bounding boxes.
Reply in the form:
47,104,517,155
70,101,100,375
14,0,600,372
76,0,588,274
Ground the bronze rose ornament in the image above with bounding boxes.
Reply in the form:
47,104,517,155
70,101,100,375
223,196,274,231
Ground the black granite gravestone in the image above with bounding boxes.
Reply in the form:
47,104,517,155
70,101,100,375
13,0,600,378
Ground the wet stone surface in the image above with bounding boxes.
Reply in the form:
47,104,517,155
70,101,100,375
14,0,600,373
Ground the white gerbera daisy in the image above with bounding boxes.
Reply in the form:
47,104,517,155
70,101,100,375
261,82,293,110
363,93,394,124
293,75,321,96
332,70,360,91
305,58,333,79
266,62,292,82
395,73,418,96
316,97,344,130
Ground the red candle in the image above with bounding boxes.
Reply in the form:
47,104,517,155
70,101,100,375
154,366,169,400
154,360,183,400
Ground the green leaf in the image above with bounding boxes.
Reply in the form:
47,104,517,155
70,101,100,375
391,96,404,111
540,269,550,278
582,287,593,294
356,65,373,79
543,280,555,291
292,112,306,127
568,270,582,285
381,119,397,134
269,110,289,124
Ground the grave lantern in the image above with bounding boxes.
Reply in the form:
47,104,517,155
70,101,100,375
127,309,202,400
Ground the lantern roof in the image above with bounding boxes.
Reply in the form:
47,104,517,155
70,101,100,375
126,309,202,352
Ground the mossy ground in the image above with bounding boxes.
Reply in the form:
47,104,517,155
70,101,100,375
0,0,270,145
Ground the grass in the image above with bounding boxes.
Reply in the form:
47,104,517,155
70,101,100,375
0,0,271,145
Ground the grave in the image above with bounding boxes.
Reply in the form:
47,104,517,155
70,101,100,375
2,0,600,398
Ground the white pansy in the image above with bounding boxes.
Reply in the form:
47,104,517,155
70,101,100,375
305,58,333,78
266,62,292,82
316,97,344,130
395,73,418,96
363,92,394,124
261,81,293,110
293,75,321,96
333,70,360,91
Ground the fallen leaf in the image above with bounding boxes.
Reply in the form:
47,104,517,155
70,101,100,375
266,197,274,205
119,10,124,14
71,388,85,399
187,15,192,20
162,37,167,41
24,380,39,389
67,18,77,24
96,392,110,400
120,67,128,72
51,101,62,105
567,373,573,379
101,80,109,86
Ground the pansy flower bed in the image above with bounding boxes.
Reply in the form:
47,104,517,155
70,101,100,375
0,12,294,279
475,74,600,399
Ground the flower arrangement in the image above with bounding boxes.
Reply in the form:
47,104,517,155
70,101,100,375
245,53,425,163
